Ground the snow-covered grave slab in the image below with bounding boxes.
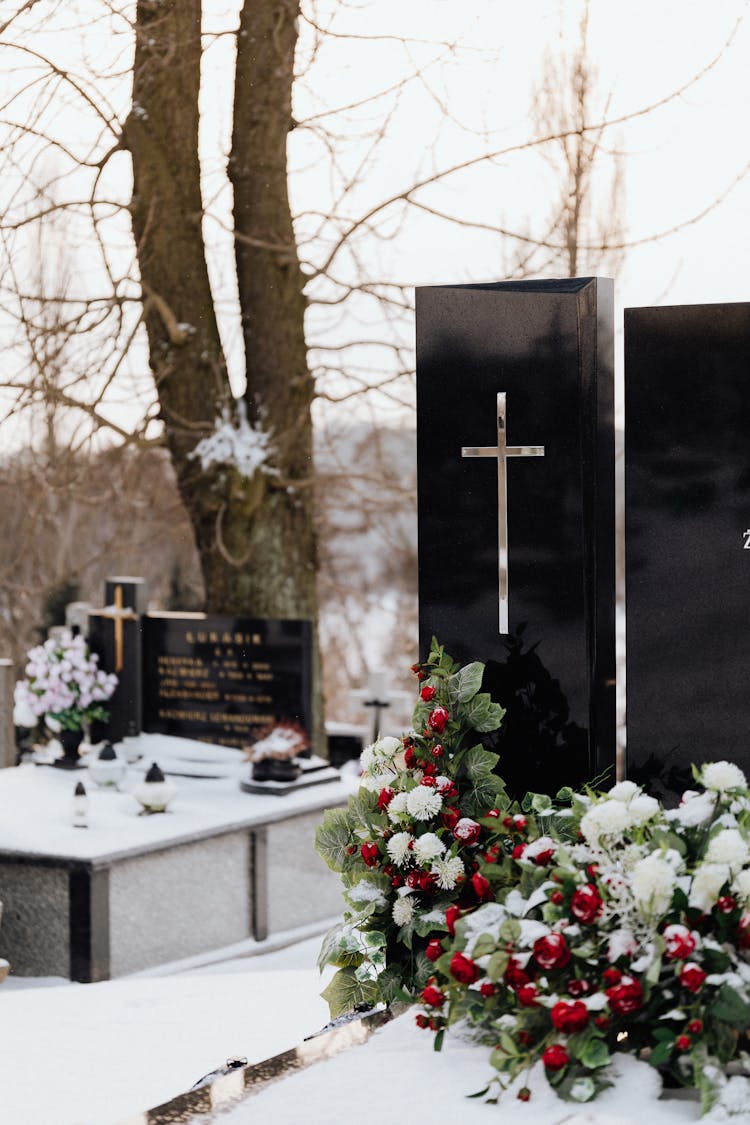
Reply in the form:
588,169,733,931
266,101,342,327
0,735,347,980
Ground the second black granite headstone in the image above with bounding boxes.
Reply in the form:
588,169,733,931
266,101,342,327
141,614,313,749
626,302,750,800
416,278,616,796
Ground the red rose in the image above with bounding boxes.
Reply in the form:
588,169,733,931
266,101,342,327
431,743,444,758
680,962,707,993
420,685,437,702
445,905,461,936
425,938,444,962
717,895,737,914
663,924,696,961
453,818,481,845
360,842,380,867
406,870,420,889
415,1013,429,1029
479,982,496,997
437,779,458,799
410,663,421,675
739,914,750,949
606,975,643,1015
675,1034,692,1051
512,844,527,860
688,1019,703,1034
472,872,493,901
428,706,450,733
421,985,445,1008
551,1000,590,1034
594,1015,611,1030
567,979,591,998
391,875,403,887
542,1044,569,1071
442,806,461,831
505,957,531,989
533,933,571,971
533,847,556,866
450,951,480,984
550,890,564,906
377,787,394,811
602,967,622,986
502,816,514,829
570,884,603,925
517,1030,534,1047
421,776,437,788
513,815,528,831
517,983,540,1007
419,871,438,892
404,746,416,769
485,808,500,819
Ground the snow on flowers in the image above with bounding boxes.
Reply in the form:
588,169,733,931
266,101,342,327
416,759,750,1115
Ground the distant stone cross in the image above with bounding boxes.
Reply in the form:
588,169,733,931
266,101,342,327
461,392,544,634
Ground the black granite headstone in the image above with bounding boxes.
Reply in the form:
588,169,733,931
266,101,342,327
141,614,313,748
625,302,750,800
417,278,616,795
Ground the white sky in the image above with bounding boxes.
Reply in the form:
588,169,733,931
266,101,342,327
1,0,750,436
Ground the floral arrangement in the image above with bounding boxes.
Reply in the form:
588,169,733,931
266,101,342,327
315,641,511,1017
13,630,117,733
417,760,750,1115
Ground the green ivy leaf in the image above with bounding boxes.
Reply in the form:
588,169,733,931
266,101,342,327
708,984,750,1027
317,922,347,971
320,967,380,1019
580,1038,610,1069
315,807,354,871
472,933,497,959
463,746,500,781
447,662,485,705
462,692,505,733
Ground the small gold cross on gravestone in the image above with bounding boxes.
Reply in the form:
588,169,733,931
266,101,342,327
461,392,544,635
99,585,138,673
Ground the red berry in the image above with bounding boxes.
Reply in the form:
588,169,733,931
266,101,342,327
502,816,514,829
676,1034,692,1051
480,982,496,997
518,1030,534,1047
602,967,622,986
687,1019,703,1035
391,875,403,887
410,663,421,674
485,808,500,818
417,672,427,681
594,1015,611,1030
513,815,528,831
550,890,564,905
517,1088,531,1102
431,743,444,758
717,895,737,914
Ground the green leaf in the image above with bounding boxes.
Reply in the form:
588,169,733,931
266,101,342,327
315,807,354,871
472,933,497,959
649,1038,675,1068
498,918,521,945
530,792,553,814
708,983,750,1026
462,692,505,733
486,951,509,981
375,965,405,1005
320,967,380,1019
433,1028,445,1052
317,922,347,971
463,746,500,782
580,1038,610,1069
447,662,485,704
363,930,387,949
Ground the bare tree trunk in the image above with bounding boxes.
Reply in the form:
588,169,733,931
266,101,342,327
126,0,323,743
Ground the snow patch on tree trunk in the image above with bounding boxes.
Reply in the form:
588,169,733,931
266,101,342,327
190,400,275,478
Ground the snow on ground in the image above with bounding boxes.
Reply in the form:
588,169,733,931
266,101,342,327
2,933,748,1125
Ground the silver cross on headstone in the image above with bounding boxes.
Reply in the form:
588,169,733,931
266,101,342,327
461,392,545,634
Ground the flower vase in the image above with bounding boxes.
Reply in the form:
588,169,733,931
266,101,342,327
54,728,85,770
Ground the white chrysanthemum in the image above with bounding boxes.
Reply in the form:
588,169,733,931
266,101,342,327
631,854,676,916
406,786,443,820
360,735,402,776
359,770,394,793
413,832,446,863
689,862,730,912
667,790,716,828
628,794,660,825
431,855,465,890
392,894,415,926
607,928,638,962
579,799,631,844
702,761,747,793
387,792,409,822
732,868,750,905
608,780,640,803
706,829,750,872
386,831,413,866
